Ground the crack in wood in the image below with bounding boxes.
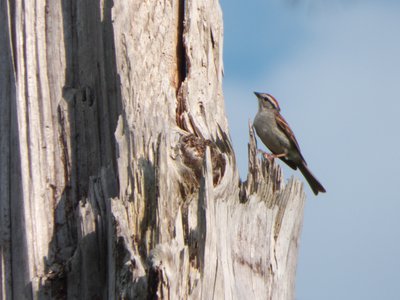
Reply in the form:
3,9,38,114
175,0,188,130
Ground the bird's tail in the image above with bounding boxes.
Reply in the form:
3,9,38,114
298,163,326,195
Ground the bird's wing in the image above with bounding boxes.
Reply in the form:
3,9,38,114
275,111,305,162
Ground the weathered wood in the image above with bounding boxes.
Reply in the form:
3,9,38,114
0,0,306,299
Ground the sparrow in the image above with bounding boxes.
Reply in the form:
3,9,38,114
253,92,326,195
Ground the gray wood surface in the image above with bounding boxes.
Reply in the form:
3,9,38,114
0,0,305,299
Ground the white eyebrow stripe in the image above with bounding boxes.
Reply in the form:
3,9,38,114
265,94,280,110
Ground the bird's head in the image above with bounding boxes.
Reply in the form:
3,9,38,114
254,92,280,112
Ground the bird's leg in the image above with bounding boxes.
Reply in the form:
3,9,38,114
257,150,275,161
263,153,274,161
272,153,287,158
257,150,287,161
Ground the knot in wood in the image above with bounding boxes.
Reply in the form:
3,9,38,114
179,134,225,186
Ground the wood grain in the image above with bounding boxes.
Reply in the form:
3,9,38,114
0,0,306,299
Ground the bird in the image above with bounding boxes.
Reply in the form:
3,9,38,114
253,92,326,195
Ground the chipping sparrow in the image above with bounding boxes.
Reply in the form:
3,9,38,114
253,92,326,195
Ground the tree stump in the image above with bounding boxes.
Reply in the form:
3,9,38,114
0,0,305,299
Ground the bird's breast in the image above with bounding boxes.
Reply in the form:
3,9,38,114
254,111,290,155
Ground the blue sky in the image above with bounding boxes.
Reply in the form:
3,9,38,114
220,0,400,299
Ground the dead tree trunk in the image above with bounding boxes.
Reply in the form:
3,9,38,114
0,0,305,299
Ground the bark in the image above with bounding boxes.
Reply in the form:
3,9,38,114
0,0,305,299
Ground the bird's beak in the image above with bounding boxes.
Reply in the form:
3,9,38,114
254,91,261,98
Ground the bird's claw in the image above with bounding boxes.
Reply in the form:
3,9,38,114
263,153,275,161
257,150,275,161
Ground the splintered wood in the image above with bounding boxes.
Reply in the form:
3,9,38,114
1,0,305,299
